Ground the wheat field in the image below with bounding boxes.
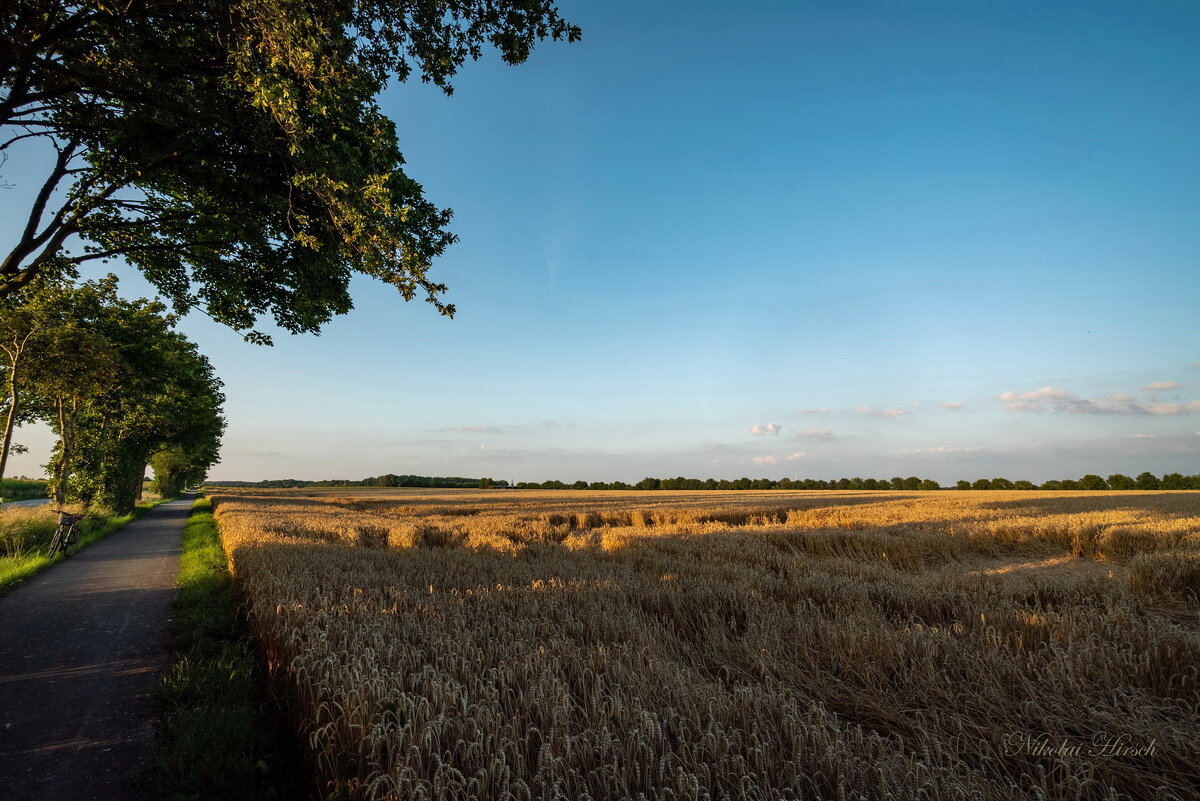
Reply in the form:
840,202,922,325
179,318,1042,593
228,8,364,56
206,488,1200,801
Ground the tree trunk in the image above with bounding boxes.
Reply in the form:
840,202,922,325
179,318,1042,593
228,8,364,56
52,396,76,506
0,368,18,490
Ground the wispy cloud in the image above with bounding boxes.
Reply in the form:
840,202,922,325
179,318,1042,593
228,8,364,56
795,408,829,415
901,446,985,456
752,452,806,464
444,424,517,434
941,401,964,410
1141,381,1184,391
857,405,908,419
797,428,836,441
1000,386,1200,415
750,423,782,436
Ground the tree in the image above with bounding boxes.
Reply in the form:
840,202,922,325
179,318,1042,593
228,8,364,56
1107,473,1136,490
990,477,1015,490
6,277,126,503
0,276,76,486
956,480,971,490
1013,480,1036,490
1,1,580,342
149,444,216,497
1135,472,1160,490
39,286,225,512
1079,474,1108,491
919,479,940,491
972,478,991,490
1160,472,1189,490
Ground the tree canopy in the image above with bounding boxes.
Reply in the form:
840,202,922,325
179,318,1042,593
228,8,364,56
51,287,225,511
1,1,580,342
0,276,225,512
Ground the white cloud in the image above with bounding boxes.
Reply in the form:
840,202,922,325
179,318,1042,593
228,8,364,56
795,408,829,415
446,425,509,434
752,452,806,464
999,386,1200,416
998,386,1074,405
750,423,782,436
941,401,964,410
1147,401,1200,415
797,428,836,441
857,405,908,419
1142,381,1183,391
1131,434,1156,439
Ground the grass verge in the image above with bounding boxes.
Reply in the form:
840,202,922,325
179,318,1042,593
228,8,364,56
144,495,302,801
0,496,172,594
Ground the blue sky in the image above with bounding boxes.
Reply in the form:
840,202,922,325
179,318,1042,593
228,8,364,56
6,0,1200,483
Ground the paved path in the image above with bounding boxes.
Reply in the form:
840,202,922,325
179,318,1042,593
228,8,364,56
0,495,193,800
3,498,51,508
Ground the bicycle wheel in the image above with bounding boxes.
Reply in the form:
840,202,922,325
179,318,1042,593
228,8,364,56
63,524,81,555
46,526,65,558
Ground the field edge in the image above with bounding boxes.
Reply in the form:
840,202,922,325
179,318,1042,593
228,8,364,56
141,495,305,801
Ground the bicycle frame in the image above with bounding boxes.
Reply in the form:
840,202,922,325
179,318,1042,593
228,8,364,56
46,510,83,558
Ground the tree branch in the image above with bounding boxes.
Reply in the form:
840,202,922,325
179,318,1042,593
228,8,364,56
0,127,60,151
73,240,229,263
0,142,76,278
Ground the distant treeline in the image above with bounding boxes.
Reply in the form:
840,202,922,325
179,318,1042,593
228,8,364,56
955,472,1200,491
516,476,942,491
516,472,1200,491
209,474,502,489
209,471,1200,492
0,478,50,500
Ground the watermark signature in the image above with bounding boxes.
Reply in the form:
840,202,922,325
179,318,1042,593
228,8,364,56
1002,733,1158,759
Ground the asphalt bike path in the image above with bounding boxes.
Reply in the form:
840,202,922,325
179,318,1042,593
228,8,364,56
0,494,193,800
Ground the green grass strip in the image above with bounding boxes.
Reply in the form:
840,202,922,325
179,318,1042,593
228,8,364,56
0,496,173,595
144,495,300,801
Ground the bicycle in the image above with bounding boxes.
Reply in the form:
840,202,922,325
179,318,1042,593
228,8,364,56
46,509,82,558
